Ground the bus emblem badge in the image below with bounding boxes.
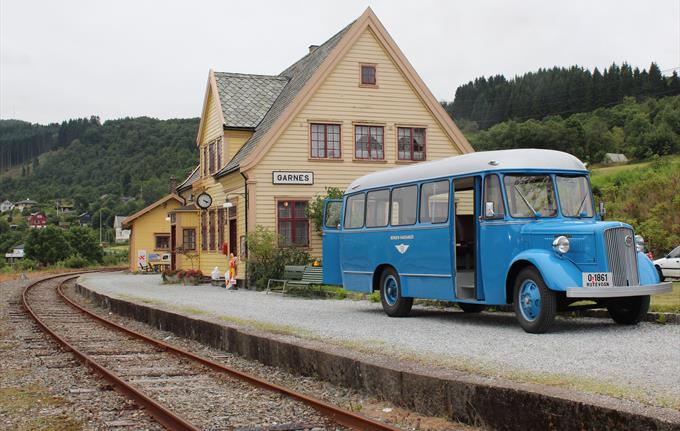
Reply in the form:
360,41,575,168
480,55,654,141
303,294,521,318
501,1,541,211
395,244,410,254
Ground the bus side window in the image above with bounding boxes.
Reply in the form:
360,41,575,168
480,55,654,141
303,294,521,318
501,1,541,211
391,185,417,226
366,189,390,228
420,180,449,224
483,174,505,219
344,193,366,228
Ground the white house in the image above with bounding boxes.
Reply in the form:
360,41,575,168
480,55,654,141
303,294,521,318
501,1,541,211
5,244,25,263
0,200,14,213
114,215,131,243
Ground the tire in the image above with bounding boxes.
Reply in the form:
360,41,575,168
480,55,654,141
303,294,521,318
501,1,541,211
513,267,557,333
380,268,413,317
606,296,650,325
458,303,486,313
655,266,665,282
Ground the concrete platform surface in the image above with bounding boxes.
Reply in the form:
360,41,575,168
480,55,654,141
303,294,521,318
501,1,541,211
79,272,680,405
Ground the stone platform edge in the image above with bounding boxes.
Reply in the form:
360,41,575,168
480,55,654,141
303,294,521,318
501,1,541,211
74,283,680,431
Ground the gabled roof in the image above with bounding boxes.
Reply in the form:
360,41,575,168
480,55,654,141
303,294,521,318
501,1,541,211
177,165,200,192
122,194,182,229
216,20,354,176
214,72,289,129
210,7,473,177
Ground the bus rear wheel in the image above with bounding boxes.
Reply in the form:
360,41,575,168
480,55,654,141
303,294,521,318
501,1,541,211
606,296,650,325
513,267,556,333
380,268,413,317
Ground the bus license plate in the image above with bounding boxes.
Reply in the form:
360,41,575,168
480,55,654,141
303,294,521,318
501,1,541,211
582,272,613,288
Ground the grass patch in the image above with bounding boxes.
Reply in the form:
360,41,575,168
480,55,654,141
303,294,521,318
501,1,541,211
283,284,368,300
650,281,680,313
217,315,318,338
0,385,81,431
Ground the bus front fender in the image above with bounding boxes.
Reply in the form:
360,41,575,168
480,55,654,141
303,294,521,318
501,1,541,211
507,250,581,292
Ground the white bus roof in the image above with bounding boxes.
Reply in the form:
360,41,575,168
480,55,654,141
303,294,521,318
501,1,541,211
346,149,587,193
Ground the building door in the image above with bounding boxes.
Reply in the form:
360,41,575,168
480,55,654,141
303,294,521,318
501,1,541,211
170,224,177,270
228,206,237,256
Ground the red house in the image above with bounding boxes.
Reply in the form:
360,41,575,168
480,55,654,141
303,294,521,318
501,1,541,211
28,212,47,229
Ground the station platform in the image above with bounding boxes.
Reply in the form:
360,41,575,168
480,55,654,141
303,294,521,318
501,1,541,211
77,271,680,428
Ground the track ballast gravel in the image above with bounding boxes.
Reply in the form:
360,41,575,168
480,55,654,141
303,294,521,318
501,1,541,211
79,273,680,405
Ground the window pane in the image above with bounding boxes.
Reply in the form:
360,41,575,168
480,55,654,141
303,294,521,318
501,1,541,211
344,194,365,228
413,129,425,160
293,221,308,246
420,180,449,223
391,185,417,226
279,221,292,246
371,127,383,159
293,201,307,219
556,176,593,217
155,235,170,249
324,201,342,228
483,174,505,219
278,201,291,218
366,189,390,228
327,125,340,158
355,126,368,159
503,175,557,218
361,65,375,84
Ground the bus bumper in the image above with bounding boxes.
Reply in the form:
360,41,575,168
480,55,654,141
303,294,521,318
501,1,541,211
566,282,672,298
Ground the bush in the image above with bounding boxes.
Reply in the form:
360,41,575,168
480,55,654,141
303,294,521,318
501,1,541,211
103,254,125,266
61,254,90,268
15,258,39,271
307,187,343,233
25,226,72,265
65,226,103,263
246,226,310,289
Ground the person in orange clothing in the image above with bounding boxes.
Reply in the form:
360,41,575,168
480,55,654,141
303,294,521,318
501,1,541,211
226,253,238,290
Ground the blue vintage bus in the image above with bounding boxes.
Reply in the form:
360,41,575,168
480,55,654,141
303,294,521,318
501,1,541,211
321,149,671,333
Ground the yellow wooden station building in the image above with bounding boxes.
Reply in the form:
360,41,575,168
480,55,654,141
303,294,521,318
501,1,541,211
125,7,473,281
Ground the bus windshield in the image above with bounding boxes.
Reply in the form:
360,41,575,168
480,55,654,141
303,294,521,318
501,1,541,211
556,175,594,217
503,175,557,218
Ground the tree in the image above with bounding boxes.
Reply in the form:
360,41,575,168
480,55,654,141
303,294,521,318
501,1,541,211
65,226,103,263
24,226,72,265
306,187,344,233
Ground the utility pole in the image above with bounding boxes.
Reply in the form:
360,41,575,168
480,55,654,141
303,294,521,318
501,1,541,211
99,210,102,244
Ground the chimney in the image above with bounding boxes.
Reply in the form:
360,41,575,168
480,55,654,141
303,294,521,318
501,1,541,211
308,45,319,54
169,176,177,195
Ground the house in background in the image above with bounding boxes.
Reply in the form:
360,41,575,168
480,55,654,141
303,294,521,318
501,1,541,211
162,7,473,281
0,200,14,213
603,153,629,164
114,215,131,243
5,244,25,264
28,212,47,228
122,194,182,272
78,212,92,226
56,199,75,213
15,199,37,211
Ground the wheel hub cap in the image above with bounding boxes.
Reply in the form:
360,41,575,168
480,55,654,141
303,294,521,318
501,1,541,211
519,280,541,322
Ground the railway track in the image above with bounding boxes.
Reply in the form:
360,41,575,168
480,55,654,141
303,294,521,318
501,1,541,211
23,272,401,431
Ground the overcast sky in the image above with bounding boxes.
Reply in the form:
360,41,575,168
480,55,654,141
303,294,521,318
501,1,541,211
1,0,678,124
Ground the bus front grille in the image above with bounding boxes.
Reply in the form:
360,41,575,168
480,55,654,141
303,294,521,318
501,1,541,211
604,227,639,286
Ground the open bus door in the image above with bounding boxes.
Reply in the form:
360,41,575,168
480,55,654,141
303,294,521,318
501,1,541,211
322,199,343,285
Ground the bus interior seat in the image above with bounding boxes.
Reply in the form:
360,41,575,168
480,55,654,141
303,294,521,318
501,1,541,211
455,215,475,270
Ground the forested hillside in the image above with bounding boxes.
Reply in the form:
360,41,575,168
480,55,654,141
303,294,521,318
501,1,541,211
442,62,680,130
590,156,680,256
467,94,680,164
0,119,60,171
0,117,199,216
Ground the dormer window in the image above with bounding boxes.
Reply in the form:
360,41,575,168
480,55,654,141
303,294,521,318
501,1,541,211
360,64,377,86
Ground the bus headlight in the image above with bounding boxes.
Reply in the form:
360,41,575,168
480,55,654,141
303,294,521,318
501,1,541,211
552,236,570,255
635,235,645,252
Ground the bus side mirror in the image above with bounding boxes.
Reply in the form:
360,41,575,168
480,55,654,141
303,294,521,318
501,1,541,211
485,202,495,218
598,201,606,220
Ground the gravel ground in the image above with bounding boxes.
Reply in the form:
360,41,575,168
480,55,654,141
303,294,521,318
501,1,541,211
0,277,162,430
65,283,472,430
80,272,680,407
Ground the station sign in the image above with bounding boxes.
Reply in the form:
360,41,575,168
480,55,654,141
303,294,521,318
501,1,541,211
272,171,314,185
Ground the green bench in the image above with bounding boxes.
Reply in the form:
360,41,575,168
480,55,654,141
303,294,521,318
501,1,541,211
266,265,323,294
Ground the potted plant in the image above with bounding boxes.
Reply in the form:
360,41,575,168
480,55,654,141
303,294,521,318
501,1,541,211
162,269,180,284
178,269,203,285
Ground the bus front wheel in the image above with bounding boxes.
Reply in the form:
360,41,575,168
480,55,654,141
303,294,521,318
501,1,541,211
606,296,649,325
513,267,556,333
380,268,413,317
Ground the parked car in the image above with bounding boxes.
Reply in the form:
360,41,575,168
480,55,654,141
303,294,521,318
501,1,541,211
654,246,680,280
